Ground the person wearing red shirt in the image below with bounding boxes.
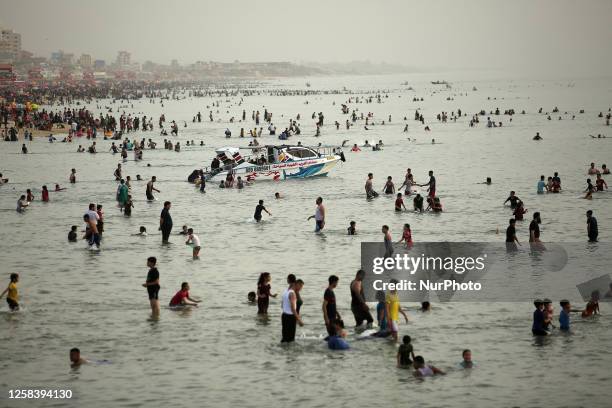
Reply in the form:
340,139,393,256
169,282,200,307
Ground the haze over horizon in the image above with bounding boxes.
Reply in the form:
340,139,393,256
1,0,611,77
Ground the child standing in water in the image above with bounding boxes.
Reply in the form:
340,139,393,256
124,195,133,216
397,335,416,368
185,228,201,259
386,279,409,343
256,272,277,315
41,185,49,202
0,273,20,311
582,290,600,317
397,224,413,247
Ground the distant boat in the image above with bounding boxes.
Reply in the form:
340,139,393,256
431,80,448,85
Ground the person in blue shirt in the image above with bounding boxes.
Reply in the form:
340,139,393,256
371,290,391,338
537,175,547,194
327,320,350,350
559,300,572,331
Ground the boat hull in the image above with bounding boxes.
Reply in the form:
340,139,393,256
208,157,340,182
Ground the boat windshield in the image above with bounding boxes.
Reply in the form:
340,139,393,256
285,147,318,159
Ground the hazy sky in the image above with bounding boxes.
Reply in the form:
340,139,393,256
1,0,611,75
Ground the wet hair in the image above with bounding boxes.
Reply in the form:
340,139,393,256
71,225,77,231
382,225,389,231
187,228,194,234
403,335,411,344
70,348,80,354
462,349,471,357
10,273,18,282
147,256,157,265
509,218,516,224
414,356,425,365
350,220,356,226
328,275,339,285
421,301,431,311
164,201,171,207
181,282,189,289
139,226,146,232
295,279,304,286
287,274,296,284
586,210,593,216
247,291,256,301
259,199,264,205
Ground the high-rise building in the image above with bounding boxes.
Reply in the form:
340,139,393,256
79,54,92,67
0,28,22,62
116,51,130,67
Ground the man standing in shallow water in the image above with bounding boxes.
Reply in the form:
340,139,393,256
159,201,173,243
307,197,325,232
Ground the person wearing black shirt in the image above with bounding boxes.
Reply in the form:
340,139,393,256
504,191,521,209
587,210,598,242
254,199,272,222
159,201,173,243
322,275,341,337
529,212,542,243
142,256,160,316
505,218,520,247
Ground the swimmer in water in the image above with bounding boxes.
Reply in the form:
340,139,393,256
247,291,257,304
254,199,271,222
413,356,445,377
169,282,200,307
69,168,76,184
347,220,357,235
588,162,599,175
55,184,66,192
460,349,473,368
274,192,281,199
133,226,147,236
69,348,89,367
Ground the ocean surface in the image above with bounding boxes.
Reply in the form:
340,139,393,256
1,72,611,407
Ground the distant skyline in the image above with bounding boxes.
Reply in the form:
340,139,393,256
1,0,611,76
